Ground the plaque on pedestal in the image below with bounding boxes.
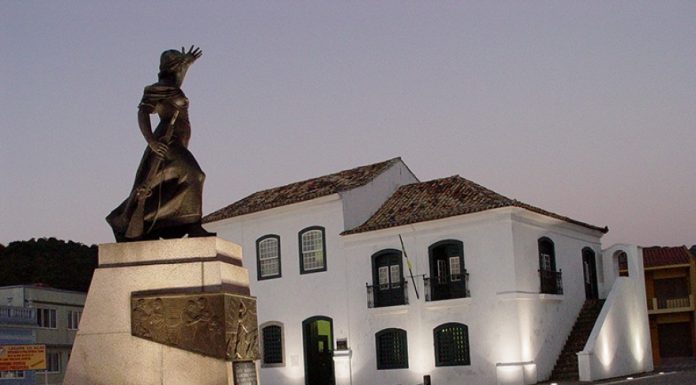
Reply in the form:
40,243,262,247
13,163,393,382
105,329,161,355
233,361,258,385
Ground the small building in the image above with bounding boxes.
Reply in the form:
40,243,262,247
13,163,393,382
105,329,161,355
203,157,652,385
642,246,696,365
0,285,86,385
0,304,36,385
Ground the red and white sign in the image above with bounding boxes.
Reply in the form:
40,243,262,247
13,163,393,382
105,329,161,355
0,344,46,371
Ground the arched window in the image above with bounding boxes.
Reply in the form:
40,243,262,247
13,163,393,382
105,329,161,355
615,251,629,277
299,226,326,273
260,322,284,366
538,237,562,294
538,237,556,271
375,328,408,369
434,323,470,366
256,235,281,280
370,249,406,307
427,240,468,301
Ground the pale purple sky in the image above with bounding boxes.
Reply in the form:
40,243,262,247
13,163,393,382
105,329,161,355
1,2,695,248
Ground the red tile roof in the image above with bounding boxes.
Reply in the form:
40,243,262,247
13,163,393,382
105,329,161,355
643,246,694,268
203,158,404,222
342,175,608,235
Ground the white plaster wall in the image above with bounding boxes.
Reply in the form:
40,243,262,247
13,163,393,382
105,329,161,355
340,208,600,385
578,244,653,381
341,216,508,385
508,210,604,381
600,244,642,299
578,279,653,381
206,201,607,385
206,196,351,385
339,159,418,231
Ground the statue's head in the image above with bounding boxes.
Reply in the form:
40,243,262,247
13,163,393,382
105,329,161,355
158,49,195,86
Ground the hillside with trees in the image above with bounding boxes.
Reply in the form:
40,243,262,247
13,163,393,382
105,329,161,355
0,237,97,292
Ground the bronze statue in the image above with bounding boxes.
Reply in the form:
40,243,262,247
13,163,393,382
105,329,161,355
107,46,214,242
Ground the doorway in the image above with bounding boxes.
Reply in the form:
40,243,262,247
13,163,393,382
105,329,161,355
658,322,693,357
429,240,466,301
302,316,335,385
582,248,599,300
372,249,404,307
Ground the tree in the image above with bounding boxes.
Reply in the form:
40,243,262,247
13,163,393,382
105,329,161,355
0,238,97,292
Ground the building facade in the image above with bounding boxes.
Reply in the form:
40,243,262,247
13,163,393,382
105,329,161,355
0,285,86,385
0,304,36,385
203,157,652,385
642,246,696,365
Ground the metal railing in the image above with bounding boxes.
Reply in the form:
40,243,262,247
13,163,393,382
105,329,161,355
539,269,563,295
0,305,36,325
649,295,693,313
366,280,409,308
424,270,470,302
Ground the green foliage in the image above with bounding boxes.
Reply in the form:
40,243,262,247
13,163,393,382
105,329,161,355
0,238,97,292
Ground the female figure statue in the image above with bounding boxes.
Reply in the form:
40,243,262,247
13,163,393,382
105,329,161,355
107,46,214,242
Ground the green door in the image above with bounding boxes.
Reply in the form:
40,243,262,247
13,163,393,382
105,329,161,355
303,316,335,385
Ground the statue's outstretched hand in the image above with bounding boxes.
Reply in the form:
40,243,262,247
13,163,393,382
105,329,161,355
182,45,202,62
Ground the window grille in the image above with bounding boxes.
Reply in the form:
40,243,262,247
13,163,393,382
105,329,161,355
434,323,470,366
262,325,283,365
375,329,408,369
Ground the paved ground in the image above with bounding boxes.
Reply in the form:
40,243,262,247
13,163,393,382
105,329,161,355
539,358,696,385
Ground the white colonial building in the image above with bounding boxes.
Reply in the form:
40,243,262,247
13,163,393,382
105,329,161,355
203,157,651,385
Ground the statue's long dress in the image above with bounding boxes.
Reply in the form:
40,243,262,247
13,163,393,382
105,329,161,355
106,83,205,242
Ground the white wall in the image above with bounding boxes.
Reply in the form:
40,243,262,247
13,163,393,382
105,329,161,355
340,159,418,231
342,210,513,385
205,197,610,385
578,245,653,381
342,208,604,385
508,210,604,381
206,195,352,385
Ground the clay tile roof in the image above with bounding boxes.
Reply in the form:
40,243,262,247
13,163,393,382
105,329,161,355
642,246,694,268
203,158,403,222
342,175,608,235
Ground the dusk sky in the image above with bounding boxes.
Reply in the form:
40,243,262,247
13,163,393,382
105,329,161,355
2,2,695,248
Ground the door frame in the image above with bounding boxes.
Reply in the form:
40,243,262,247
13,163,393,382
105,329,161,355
582,247,599,300
302,316,335,385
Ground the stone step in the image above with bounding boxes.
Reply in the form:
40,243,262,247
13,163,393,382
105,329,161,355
549,300,605,382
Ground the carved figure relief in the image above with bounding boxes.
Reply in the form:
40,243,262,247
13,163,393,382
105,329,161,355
131,292,258,360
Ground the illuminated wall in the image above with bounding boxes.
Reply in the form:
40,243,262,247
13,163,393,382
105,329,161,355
578,245,653,381
206,162,647,385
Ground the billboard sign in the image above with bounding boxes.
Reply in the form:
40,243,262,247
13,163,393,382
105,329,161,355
0,344,46,371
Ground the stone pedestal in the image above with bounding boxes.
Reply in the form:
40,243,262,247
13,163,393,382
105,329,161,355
63,237,259,385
